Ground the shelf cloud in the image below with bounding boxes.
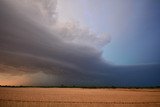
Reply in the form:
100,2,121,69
0,0,159,86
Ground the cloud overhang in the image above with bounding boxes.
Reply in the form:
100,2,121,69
0,0,160,86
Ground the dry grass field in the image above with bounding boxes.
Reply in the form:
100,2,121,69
0,88,160,107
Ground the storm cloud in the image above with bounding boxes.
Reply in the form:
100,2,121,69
0,0,160,86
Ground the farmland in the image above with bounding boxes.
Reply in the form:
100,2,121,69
0,88,160,107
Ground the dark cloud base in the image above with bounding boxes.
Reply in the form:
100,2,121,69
0,0,160,86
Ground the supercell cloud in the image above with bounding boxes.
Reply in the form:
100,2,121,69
0,0,160,86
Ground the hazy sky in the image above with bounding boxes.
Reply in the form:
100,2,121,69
0,0,160,86
57,0,160,65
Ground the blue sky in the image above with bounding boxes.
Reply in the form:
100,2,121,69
57,0,160,65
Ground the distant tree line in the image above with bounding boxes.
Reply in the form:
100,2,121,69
0,85,160,89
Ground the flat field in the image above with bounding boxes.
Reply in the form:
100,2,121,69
0,88,160,107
